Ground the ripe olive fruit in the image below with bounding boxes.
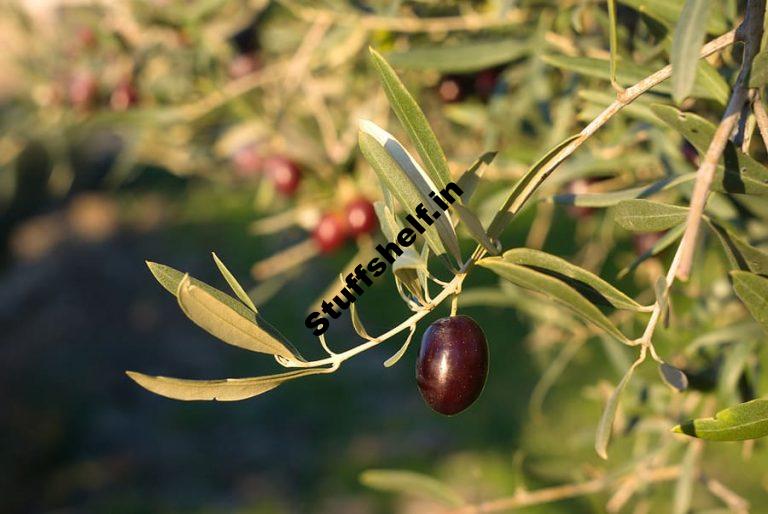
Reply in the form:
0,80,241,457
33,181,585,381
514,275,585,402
264,156,301,196
416,315,489,415
312,212,349,253
344,198,377,236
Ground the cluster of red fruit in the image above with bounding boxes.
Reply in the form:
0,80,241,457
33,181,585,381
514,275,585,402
312,198,377,254
232,148,303,196
437,68,503,103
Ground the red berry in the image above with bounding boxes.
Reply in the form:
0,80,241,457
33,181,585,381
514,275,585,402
232,145,263,178
473,69,500,101
564,179,595,219
312,213,348,253
437,77,465,103
110,80,138,111
416,315,489,415
264,156,301,196
682,141,699,168
344,198,377,236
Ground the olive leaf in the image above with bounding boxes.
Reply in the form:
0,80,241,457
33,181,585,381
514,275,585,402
385,39,529,74
607,0,620,88
671,0,712,103
487,135,580,239
125,367,332,401
499,248,648,311
618,0,727,33
673,398,768,440
176,275,299,360
659,363,689,392
619,223,686,278
360,469,465,507
595,358,642,459
211,252,258,313
708,221,768,275
611,199,689,232
651,104,768,183
359,121,461,263
350,301,373,340
673,441,699,514
452,203,498,255
456,151,497,202
146,261,304,360
552,174,694,208
730,271,768,333
478,258,629,342
542,55,728,104
369,48,451,191
384,324,416,368
749,51,768,88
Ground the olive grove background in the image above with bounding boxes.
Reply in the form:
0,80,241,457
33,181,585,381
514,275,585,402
1,0,768,513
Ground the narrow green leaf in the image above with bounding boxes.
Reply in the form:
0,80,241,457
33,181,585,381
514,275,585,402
212,252,258,313
748,50,768,88
360,469,465,507
707,220,768,275
453,203,499,255
608,0,620,89
369,47,451,190
360,122,461,262
595,359,641,459
618,0,727,33
350,301,373,340
651,104,768,182
385,39,529,73
478,258,628,341
456,151,497,201
673,398,768,440
146,261,304,360
673,442,699,514
499,248,647,311
731,271,768,333
125,367,331,401
660,363,689,391
552,174,695,208
671,0,713,104
384,324,416,368
177,275,298,360
487,135,580,238
611,199,689,232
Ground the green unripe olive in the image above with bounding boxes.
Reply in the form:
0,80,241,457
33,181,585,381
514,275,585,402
415,315,489,415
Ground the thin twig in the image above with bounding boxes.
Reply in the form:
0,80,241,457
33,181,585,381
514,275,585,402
677,0,766,280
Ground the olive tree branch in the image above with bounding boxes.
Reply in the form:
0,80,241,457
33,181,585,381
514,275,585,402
280,28,739,370
676,0,766,280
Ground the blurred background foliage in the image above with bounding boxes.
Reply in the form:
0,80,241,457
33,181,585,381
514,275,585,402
1,0,767,512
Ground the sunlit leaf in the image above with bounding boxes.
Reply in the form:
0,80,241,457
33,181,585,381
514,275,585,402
707,221,768,275
212,252,258,313
126,367,332,401
360,469,465,507
456,151,497,202
385,39,529,73
384,324,416,367
350,301,373,340
369,48,452,190
499,248,647,311
552,174,695,208
611,199,689,232
673,398,768,440
453,203,498,255
478,258,628,341
731,271,768,333
618,0,727,33
671,0,713,104
595,359,640,459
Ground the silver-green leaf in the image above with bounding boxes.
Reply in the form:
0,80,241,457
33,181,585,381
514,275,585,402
671,0,712,104
611,199,689,232
360,469,465,507
673,398,768,441
731,271,768,333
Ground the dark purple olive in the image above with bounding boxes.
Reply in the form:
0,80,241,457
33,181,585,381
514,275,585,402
416,315,489,415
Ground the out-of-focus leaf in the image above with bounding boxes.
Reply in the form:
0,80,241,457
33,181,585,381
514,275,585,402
718,342,754,404
619,224,686,278
146,261,304,360
369,48,451,190
672,1,713,103
660,363,689,391
176,275,298,360
707,220,768,274
595,359,641,459
384,324,416,367
749,51,768,88
499,248,647,311
360,469,465,507
673,398,768,440
611,199,689,232
488,135,580,238
359,123,460,263
618,0,728,33
453,203,498,255
608,0,620,88
731,271,768,332
673,442,699,514
212,252,258,313
552,174,694,208
385,39,529,73
542,55,728,104
125,367,331,401
478,258,628,341
651,104,768,181
457,151,497,201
